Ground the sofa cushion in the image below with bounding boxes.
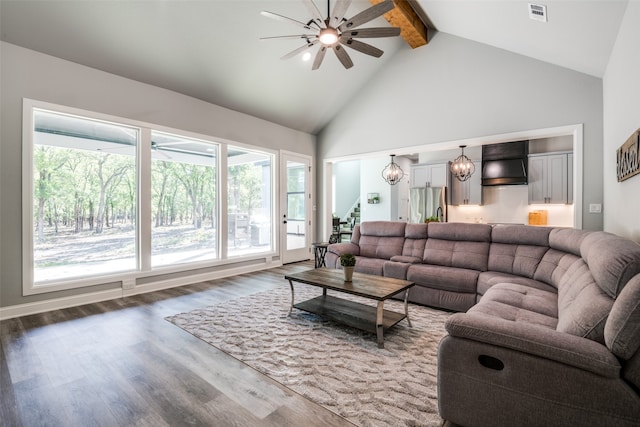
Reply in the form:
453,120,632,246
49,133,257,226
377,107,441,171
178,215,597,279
353,256,387,276
358,235,405,260
605,274,640,360
534,249,581,289
491,224,552,246
407,264,479,294
556,258,613,344
485,225,554,287
428,222,492,242
424,223,491,271
410,286,477,312
424,239,490,271
468,283,558,329
401,238,428,259
580,232,640,298
405,223,428,239
357,221,406,260
359,220,406,237
477,271,556,296
488,243,549,278
400,228,427,259
548,227,590,256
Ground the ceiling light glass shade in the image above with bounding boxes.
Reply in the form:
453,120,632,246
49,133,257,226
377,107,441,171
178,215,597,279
382,154,405,185
319,28,339,45
450,145,475,182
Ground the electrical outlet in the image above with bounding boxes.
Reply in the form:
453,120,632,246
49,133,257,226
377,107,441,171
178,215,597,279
589,203,602,214
122,279,136,290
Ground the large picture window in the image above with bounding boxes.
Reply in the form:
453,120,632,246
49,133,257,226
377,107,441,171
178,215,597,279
151,131,218,267
227,146,273,256
31,109,139,283
24,101,277,294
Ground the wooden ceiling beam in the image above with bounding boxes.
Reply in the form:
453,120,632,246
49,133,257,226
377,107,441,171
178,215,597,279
369,0,428,48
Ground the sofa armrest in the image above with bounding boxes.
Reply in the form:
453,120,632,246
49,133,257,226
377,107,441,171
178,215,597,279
327,242,360,256
383,260,411,280
446,312,621,378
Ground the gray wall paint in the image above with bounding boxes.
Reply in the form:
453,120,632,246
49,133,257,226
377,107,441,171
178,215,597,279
603,2,640,242
317,32,604,232
0,42,315,308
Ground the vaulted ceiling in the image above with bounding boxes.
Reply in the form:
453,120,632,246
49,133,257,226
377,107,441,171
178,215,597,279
0,0,628,134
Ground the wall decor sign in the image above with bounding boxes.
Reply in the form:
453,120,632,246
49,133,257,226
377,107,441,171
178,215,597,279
617,128,640,182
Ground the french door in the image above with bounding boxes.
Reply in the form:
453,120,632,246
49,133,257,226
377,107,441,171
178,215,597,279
280,152,312,264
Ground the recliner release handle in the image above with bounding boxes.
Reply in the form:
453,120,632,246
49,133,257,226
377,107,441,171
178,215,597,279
478,355,504,371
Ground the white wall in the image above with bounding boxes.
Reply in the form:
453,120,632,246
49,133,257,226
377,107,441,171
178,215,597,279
390,156,412,221
359,157,393,221
603,2,640,242
318,32,604,232
0,42,315,309
333,160,360,219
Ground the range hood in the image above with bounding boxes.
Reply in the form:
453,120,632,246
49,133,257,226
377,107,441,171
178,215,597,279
481,141,529,186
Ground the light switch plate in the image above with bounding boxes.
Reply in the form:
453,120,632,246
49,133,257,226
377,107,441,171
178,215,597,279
589,203,602,213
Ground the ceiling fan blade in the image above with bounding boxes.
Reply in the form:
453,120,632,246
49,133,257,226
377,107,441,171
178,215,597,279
260,35,317,40
281,40,320,60
340,38,384,57
261,10,316,31
333,44,354,69
303,0,326,28
312,45,328,70
330,0,353,28
341,27,400,38
338,0,395,31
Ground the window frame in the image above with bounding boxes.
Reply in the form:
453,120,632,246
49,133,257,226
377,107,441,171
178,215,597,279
22,98,278,296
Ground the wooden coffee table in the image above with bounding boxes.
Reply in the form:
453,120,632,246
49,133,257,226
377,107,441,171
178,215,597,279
284,269,414,348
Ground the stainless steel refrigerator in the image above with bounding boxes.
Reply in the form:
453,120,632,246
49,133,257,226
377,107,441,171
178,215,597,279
409,186,447,223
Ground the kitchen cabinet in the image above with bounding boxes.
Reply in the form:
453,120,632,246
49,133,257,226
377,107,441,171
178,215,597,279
410,163,448,188
450,162,482,205
528,152,570,204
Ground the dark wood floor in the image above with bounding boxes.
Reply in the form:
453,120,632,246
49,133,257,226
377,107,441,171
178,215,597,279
1,261,365,427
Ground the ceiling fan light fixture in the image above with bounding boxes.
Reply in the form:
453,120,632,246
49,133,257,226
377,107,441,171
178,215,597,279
382,154,405,185
450,145,476,182
319,27,339,45
261,0,399,70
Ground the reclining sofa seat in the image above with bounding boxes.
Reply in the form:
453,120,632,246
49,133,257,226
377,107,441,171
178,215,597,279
325,221,640,426
404,222,492,311
439,228,640,427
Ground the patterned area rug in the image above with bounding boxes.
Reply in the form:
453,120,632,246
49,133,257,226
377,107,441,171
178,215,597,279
166,284,451,427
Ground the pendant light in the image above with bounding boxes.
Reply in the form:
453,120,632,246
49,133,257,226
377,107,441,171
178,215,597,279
382,154,405,185
450,145,475,182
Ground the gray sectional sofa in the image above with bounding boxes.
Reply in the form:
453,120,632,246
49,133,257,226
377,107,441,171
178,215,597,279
325,221,640,427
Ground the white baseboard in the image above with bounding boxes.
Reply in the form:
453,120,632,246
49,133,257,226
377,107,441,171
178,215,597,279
0,288,124,320
0,259,282,320
123,260,281,297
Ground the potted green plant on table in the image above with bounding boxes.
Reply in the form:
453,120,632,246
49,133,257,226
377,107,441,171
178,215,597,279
340,253,356,282
425,216,440,224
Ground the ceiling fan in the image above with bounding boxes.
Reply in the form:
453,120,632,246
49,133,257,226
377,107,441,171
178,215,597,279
261,0,401,70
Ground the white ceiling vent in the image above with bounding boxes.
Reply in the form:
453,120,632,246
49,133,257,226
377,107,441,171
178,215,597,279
528,3,548,22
